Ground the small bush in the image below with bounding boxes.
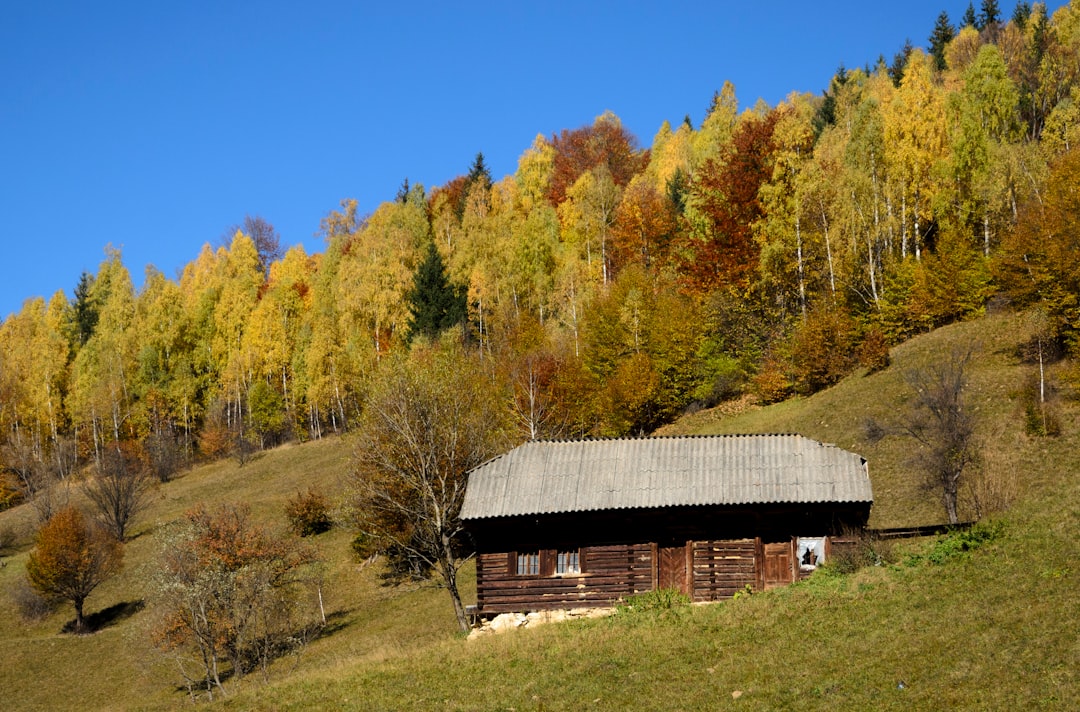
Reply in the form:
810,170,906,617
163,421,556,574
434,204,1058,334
858,327,891,373
12,579,56,622
828,529,896,574
1019,372,1062,437
285,489,333,537
906,521,1004,566
752,358,791,404
617,587,691,615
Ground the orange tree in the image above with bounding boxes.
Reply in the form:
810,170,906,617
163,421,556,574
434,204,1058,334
25,506,123,634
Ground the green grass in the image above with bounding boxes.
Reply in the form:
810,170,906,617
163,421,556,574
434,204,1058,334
1,309,1078,710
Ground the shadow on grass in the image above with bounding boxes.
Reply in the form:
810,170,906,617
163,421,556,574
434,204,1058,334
312,609,354,640
62,599,145,634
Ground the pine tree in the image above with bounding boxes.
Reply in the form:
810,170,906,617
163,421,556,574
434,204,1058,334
963,2,978,28
405,241,467,343
72,271,98,347
813,63,848,136
929,11,956,71
1012,1,1032,29
466,152,492,192
889,39,914,87
979,0,1001,31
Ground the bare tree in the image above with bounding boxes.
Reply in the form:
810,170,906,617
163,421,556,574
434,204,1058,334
902,349,980,525
83,443,153,541
349,341,510,632
223,215,283,275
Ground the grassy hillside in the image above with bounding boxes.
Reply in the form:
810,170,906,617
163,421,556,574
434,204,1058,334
1,310,1078,710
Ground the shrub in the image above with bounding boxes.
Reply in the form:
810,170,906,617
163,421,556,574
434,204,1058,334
285,488,333,537
789,306,857,394
11,579,56,622
827,529,896,574
617,587,691,616
752,358,791,404
858,327,891,373
905,521,1004,566
1019,372,1062,437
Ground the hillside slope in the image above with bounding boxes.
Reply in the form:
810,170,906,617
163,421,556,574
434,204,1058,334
0,309,1077,710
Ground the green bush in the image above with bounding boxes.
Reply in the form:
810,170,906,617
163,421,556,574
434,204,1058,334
285,488,333,537
906,521,1004,566
616,587,691,615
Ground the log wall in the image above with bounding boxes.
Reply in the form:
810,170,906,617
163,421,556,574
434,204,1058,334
690,539,758,601
476,543,654,614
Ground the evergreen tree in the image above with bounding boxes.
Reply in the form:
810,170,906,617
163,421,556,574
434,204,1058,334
72,271,99,347
1012,1,1032,29
405,241,467,343
929,11,956,71
396,177,410,204
889,39,914,87
963,2,978,28
813,63,848,136
979,0,1001,30
466,151,492,192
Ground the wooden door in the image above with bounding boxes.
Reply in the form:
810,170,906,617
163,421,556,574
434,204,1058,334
763,541,794,590
658,544,689,594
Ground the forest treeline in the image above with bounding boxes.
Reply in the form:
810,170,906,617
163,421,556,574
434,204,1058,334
3,1,1080,505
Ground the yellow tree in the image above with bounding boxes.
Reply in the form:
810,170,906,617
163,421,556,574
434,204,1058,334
756,94,818,319
68,249,137,462
557,165,622,285
241,245,315,443
692,81,739,170
884,49,948,260
335,196,426,356
948,43,1021,255
212,233,263,434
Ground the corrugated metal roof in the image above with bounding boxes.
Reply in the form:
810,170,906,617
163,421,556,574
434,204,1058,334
459,434,872,520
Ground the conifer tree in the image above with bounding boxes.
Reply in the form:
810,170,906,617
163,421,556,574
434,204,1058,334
466,151,492,192
405,241,467,343
929,12,956,71
978,0,1001,31
72,271,98,347
962,2,978,28
1012,1,1032,29
889,39,914,87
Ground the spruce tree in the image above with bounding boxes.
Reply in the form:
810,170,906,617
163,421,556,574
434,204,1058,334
979,0,1001,30
1012,1,1032,29
888,39,914,87
929,11,956,71
72,271,99,347
405,241,467,343
963,2,978,28
466,152,492,193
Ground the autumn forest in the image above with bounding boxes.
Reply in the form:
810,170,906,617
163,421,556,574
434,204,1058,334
3,1,1080,508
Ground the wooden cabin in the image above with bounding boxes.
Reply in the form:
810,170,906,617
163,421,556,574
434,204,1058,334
460,434,873,616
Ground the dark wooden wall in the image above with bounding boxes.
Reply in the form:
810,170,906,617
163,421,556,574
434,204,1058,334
476,543,654,613
476,538,770,614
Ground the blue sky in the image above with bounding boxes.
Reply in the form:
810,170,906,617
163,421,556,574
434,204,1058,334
0,1,1057,319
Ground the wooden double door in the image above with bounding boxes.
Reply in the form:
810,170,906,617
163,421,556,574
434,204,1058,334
655,539,796,596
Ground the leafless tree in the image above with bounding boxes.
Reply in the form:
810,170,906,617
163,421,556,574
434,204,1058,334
83,444,153,541
222,214,283,275
902,349,980,525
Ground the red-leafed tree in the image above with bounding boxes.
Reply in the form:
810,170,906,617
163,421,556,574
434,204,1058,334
679,110,780,294
547,112,649,206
